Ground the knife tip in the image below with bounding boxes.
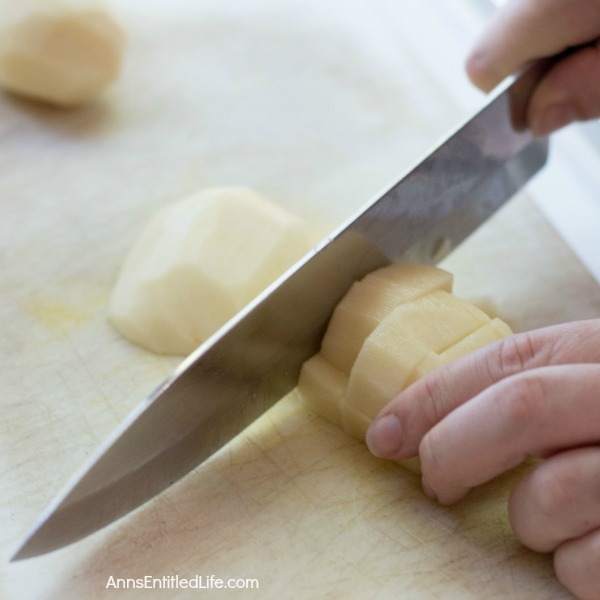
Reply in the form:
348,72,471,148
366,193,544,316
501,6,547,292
10,546,32,562
9,530,44,562
8,496,84,562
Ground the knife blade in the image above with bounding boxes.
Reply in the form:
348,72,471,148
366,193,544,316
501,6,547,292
12,63,550,560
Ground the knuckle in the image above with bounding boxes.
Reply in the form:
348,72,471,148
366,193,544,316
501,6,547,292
496,374,547,435
487,333,538,381
420,374,449,429
509,464,570,552
554,532,600,600
419,429,447,488
528,462,576,519
511,450,600,555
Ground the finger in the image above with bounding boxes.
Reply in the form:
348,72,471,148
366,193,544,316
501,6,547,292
554,527,600,600
366,319,600,460
508,446,600,552
418,364,600,504
527,41,600,135
466,0,600,91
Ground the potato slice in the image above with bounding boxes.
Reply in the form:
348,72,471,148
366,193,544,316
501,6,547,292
298,263,452,428
320,263,452,373
109,187,313,355
343,290,491,420
296,354,346,428
408,318,512,385
0,0,125,106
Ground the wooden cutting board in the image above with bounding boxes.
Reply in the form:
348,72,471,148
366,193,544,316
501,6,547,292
1,1,599,598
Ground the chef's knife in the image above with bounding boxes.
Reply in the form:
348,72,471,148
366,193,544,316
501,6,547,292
12,61,550,560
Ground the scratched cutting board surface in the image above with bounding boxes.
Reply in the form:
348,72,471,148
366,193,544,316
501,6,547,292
2,1,600,598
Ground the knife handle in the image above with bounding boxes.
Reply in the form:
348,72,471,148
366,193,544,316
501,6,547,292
509,48,584,132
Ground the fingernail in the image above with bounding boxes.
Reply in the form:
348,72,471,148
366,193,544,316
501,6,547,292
531,104,575,137
421,476,438,503
366,414,402,458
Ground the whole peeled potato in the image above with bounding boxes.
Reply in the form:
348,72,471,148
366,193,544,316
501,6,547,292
0,0,126,107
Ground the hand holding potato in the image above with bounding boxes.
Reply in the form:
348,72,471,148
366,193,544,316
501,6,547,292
366,320,600,600
466,0,600,136
365,4,600,597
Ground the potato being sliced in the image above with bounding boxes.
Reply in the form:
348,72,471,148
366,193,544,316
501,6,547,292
340,403,371,441
296,262,512,474
362,262,453,291
408,317,512,385
342,331,429,421
320,263,452,373
298,262,453,432
343,290,491,419
297,354,346,428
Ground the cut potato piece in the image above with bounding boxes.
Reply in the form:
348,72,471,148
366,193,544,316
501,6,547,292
296,262,512,474
297,355,346,428
344,291,495,419
341,387,427,476
321,263,452,373
362,262,453,291
442,317,512,360
342,332,429,421
340,403,372,441
405,318,512,386
109,187,313,355
0,0,125,106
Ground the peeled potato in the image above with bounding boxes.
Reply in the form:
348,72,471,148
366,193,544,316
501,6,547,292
0,0,125,106
409,318,512,385
297,262,512,473
320,263,452,373
298,263,450,427
297,354,346,428
109,187,313,355
343,291,495,424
